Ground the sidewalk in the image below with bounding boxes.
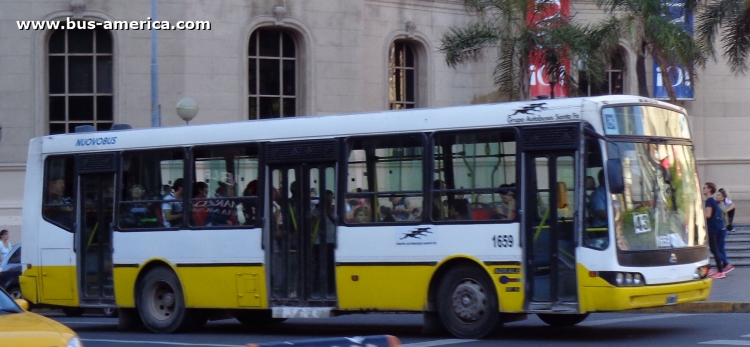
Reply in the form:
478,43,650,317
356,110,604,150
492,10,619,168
635,266,750,313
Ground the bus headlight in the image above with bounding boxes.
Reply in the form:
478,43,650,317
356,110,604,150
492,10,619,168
599,271,646,287
695,265,709,279
633,273,643,285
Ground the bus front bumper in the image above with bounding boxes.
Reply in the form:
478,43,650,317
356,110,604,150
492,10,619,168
583,278,711,312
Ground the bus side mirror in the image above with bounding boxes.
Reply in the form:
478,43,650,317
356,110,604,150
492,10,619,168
606,158,624,194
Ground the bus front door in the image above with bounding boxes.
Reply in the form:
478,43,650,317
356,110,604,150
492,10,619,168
523,150,579,312
268,161,337,308
77,170,116,307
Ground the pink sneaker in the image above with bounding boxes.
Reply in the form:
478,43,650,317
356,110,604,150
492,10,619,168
709,271,726,279
724,265,735,274
707,269,717,276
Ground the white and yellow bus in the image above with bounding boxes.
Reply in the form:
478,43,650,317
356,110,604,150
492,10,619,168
20,95,711,338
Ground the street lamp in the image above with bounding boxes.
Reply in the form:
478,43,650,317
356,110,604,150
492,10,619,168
176,97,199,125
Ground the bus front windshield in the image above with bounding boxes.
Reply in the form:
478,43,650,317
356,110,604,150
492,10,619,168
607,141,705,251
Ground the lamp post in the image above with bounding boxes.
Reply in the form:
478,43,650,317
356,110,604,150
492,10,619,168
176,97,199,125
151,0,161,127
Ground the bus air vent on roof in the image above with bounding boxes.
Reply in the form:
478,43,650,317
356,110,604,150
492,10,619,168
110,124,132,131
75,125,96,133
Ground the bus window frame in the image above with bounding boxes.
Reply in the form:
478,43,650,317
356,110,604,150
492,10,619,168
116,147,188,232
42,154,76,232
342,133,428,226
188,143,262,229
429,128,520,224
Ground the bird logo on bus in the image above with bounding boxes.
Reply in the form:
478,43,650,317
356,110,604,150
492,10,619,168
400,227,433,240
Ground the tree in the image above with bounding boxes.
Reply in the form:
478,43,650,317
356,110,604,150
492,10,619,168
440,0,621,101
596,0,705,102
695,0,750,74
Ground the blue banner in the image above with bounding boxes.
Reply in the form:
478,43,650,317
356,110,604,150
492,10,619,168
653,1,694,100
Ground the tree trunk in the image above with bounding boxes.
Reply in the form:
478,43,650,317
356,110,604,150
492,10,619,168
520,47,531,100
654,52,677,102
636,40,650,97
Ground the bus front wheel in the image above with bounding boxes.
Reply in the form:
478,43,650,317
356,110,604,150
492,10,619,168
437,265,502,339
537,313,589,327
137,267,204,333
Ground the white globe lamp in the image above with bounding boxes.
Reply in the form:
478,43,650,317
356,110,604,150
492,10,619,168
176,97,199,125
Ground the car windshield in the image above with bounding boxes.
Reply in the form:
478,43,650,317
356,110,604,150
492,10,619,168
607,140,705,251
0,288,22,314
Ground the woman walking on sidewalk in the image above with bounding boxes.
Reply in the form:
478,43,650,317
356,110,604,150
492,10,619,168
704,183,728,279
717,189,735,274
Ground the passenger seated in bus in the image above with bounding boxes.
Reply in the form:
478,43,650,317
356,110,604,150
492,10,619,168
208,182,238,226
493,184,517,220
121,184,158,228
589,170,608,228
408,207,421,221
379,206,396,222
390,196,412,220
162,178,184,227
447,199,472,220
45,175,74,228
191,181,209,227
347,207,368,224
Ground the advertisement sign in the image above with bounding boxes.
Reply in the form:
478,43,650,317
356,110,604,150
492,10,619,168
653,1,694,100
528,0,570,99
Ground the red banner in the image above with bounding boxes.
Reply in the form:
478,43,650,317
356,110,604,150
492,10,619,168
528,0,570,99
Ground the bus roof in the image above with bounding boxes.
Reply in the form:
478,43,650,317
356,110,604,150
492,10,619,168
37,95,685,154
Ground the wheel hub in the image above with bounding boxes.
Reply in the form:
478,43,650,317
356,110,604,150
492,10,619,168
451,280,487,322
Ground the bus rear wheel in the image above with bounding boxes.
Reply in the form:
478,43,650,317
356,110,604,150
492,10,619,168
537,313,589,327
137,266,204,333
437,265,501,339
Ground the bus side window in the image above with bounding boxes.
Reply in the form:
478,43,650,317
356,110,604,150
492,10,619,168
345,135,424,224
119,149,185,230
190,144,259,228
583,138,609,250
432,130,517,223
42,156,75,231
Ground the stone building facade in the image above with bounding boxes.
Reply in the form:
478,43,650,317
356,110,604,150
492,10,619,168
0,0,746,243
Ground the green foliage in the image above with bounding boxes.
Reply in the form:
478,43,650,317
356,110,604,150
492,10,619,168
440,0,623,100
696,0,750,74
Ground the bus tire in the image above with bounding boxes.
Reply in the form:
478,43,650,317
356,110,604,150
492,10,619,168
233,310,287,327
537,313,589,327
437,265,501,339
137,266,193,333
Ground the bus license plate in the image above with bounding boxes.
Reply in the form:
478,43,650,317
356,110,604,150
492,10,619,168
666,294,678,305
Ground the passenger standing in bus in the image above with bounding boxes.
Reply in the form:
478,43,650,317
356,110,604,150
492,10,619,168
431,180,446,221
704,182,727,279
162,178,184,228
191,182,210,227
241,180,258,225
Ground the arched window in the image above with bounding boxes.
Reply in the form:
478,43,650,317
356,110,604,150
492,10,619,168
48,27,113,134
248,28,297,119
388,40,417,110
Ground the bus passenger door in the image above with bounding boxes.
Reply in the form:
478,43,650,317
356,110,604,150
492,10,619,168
76,154,117,307
522,126,580,312
266,140,338,309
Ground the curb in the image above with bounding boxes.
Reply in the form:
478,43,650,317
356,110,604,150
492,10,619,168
628,302,750,313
